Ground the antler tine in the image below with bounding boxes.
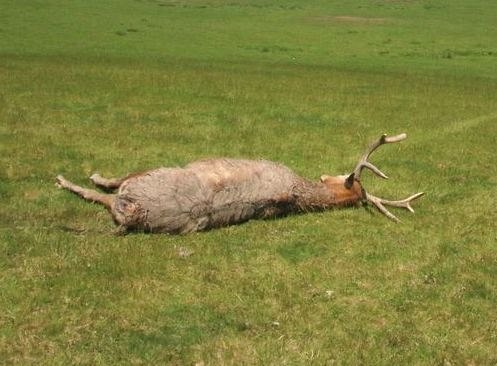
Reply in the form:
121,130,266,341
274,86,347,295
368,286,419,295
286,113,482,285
353,133,407,181
366,192,425,222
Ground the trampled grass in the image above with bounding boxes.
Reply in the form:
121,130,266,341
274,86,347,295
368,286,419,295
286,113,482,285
1,0,497,364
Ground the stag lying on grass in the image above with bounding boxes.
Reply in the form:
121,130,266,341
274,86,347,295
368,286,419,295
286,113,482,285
56,133,423,234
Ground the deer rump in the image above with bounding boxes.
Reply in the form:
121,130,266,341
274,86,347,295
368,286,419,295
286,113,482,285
56,133,424,234
114,159,306,234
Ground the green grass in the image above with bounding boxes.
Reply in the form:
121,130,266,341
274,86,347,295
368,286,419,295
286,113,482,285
1,0,497,364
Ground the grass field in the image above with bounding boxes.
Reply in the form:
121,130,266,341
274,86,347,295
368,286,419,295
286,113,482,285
1,0,497,364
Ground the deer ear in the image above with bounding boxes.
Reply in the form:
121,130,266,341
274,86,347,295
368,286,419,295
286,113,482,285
344,173,355,189
320,175,330,183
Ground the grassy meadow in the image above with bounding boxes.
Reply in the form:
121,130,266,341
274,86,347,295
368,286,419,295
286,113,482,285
1,0,497,364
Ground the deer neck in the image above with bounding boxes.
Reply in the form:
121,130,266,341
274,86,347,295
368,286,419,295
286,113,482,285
293,178,362,212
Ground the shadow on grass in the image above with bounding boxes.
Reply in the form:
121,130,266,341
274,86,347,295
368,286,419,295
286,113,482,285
122,303,247,359
277,240,329,264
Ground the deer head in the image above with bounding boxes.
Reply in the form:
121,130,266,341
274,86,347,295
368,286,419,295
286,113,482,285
325,133,424,221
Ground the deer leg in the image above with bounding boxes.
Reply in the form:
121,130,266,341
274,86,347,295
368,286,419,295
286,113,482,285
89,173,126,191
56,175,114,210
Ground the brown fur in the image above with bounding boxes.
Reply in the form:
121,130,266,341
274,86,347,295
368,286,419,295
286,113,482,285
320,175,364,206
56,159,364,234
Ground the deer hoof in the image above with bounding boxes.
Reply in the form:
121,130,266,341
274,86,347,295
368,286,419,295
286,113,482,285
55,175,68,189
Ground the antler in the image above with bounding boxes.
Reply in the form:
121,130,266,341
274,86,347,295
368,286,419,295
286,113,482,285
352,133,407,181
350,133,424,222
365,192,425,222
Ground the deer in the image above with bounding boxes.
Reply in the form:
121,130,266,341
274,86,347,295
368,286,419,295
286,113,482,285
55,133,424,234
